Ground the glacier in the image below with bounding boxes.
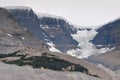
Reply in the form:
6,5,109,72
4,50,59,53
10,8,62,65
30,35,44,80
67,28,98,58
67,27,115,58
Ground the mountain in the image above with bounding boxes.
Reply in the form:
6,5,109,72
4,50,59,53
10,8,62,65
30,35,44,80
87,17,120,73
4,6,120,60
0,7,49,55
92,18,120,48
4,6,103,58
1,7,120,80
5,6,78,52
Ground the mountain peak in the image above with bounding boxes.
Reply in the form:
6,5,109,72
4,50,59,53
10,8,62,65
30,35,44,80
37,13,66,20
3,6,32,11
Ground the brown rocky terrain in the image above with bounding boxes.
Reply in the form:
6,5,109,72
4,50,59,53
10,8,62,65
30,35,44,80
88,47,120,71
0,63,102,80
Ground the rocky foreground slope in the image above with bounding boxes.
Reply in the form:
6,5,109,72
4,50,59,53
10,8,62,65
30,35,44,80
0,63,101,80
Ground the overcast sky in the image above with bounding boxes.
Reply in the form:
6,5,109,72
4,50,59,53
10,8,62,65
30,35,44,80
0,0,120,26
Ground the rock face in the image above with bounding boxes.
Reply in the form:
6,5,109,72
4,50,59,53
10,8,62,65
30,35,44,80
38,16,78,52
0,7,49,55
92,18,120,48
6,7,78,52
90,18,120,67
88,18,120,76
6,7,46,40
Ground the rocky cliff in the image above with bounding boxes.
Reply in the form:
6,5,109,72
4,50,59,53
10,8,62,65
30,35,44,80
0,7,49,55
92,18,120,48
5,7,78,52
88,17,120,76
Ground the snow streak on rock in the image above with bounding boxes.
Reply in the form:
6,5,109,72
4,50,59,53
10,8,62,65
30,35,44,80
47,42,61,53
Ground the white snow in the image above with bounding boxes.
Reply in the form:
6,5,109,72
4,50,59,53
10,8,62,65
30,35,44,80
67,28,116,58
44,39,49,42
37,13,66,20
21,36,25,40
42,33,48,38
97,63,104,67
7,33,13,37
96,45,103,47
97,47,116,55
4,6,31,10
47,42,61,53
57,25,60,27
98,47,110,54
37,13,72,25
67,29,98,58
41,25,50,29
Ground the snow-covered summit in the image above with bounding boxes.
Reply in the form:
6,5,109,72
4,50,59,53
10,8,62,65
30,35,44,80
37,12,75,26
37,13,66,20
3,6,32,11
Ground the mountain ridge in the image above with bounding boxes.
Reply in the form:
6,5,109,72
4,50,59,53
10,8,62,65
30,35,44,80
4,6,120,58
4,6,79,52
0,7,120,80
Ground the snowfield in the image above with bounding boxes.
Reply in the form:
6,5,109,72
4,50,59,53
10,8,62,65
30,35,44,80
67,28,98,58
67,28,115,58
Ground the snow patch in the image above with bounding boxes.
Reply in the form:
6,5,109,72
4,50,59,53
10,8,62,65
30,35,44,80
36,13,72,25
96,45,103,47
42,33,48,38
7,33,13,37
21,36,25,40
67,29,98,58
97,63,104,67
4,6,31,10
98,47,110,54
41,25,50,29
44,39,49,42
96,47,116,55
47,42,61,53
37,13,66,20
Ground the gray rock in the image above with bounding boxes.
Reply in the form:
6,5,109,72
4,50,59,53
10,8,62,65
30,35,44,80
0,7,49,55
0,63,101,80
5,7,78,52
92,18,120,48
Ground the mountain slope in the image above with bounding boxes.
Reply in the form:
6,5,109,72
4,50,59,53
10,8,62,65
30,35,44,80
0,7,120,80
92,18,120,47
0,7,49,55
88,48,120,71
5,6,78,52
88,17,120,73
5,6,120,59
0,63,102,80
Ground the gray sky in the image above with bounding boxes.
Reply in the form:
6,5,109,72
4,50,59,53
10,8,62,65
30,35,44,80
0,0,120,26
